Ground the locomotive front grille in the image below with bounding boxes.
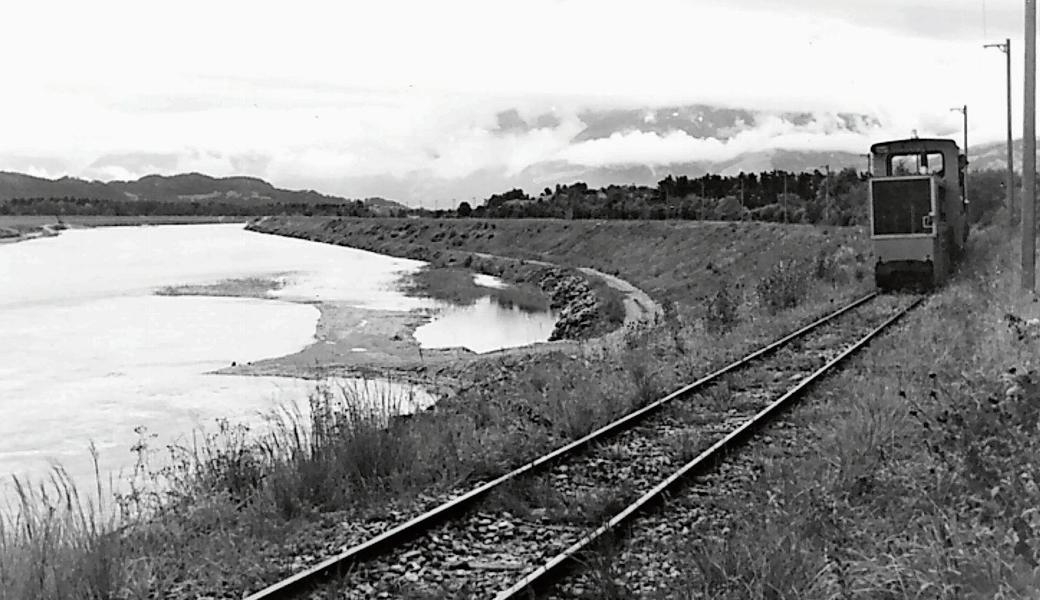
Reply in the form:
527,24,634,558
870,178,934,236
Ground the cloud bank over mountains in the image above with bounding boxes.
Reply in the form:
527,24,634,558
0,100,942,205
0,0,1021,204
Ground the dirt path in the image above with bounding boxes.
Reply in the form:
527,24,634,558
578,266,662,325
469,252,661,327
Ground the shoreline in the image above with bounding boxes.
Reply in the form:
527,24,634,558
155,237,659,395
213,260,658,386
246,217,654,340
0,216,246,244
4,216,661,406
0,222,64,244
156,275,469,377
154,272,540,395
3,216,661,401
225,221,661,389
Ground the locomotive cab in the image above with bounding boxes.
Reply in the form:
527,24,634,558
868,138,968,289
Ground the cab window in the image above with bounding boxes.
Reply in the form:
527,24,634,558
889,152,944,176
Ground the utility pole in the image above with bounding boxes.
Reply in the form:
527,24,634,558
820,164,831,224
782,173,788,223
950,105,968,204
1025,0,1036,292
986,38,1016,226
825,165,831,225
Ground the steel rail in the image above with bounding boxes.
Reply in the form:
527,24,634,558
494,295,923,600
243,292,878,599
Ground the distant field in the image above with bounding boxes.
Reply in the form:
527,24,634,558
0,215,247,228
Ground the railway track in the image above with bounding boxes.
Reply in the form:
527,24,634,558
243,291,920,600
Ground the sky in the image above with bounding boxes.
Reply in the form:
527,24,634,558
0,0,1029,202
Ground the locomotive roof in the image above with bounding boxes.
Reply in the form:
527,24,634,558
870,138,959,153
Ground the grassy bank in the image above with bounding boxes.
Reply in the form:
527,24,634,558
625,224,1040,598
248,216,870,320
4,218,874,597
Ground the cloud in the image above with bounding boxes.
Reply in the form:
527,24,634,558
0,0,1021,199
0,156,74,180
560,112,914,167
88,153,179,176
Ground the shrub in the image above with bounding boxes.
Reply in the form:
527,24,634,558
622,352,658,406
756,260,810,314
662,300,686,354
705,283,739,333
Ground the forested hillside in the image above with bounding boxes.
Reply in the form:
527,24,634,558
0,172,406,217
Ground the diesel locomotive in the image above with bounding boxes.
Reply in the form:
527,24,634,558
868,137,969,289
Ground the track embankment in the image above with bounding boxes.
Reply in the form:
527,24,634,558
246,216,868,307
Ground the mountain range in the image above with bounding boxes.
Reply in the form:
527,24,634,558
0,171,407,213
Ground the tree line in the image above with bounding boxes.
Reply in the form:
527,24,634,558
0,197,376,217
451,168,1011,226
2,168,1013,226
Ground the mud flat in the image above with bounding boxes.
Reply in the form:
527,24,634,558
193,218,665,389
218,302,471,381
156,276,459,383
247,217,655,340
156,275,289,298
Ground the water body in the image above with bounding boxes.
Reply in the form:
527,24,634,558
414,296,557,353
0,223,555,494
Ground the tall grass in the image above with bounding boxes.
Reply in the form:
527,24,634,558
0,454,122,600
649,225,1040,598
0,379,438,598
704,282,741,333
262,380,442,517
